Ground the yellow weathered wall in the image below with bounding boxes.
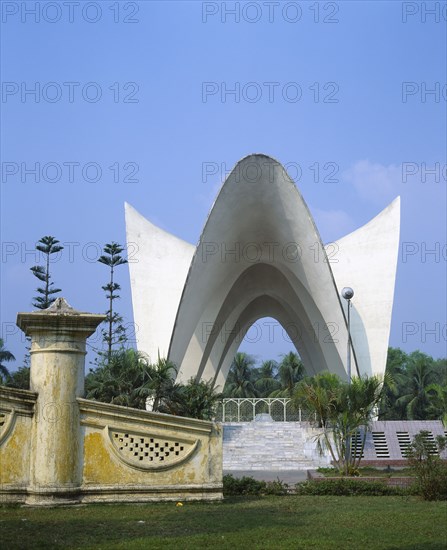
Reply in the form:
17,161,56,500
0,389,223,504
7,302,222,505
0,387,36,501
0,416,32,484
79,398,223,502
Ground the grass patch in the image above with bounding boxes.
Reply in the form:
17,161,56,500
1,496,446,549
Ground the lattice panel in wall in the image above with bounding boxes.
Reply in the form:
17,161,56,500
0,410,15,446
0,412,8,443
108,428,198,470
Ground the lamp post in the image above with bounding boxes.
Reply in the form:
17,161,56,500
341,287,354,384
341,287,354,473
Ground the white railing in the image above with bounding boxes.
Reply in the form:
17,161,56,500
215,398,317,423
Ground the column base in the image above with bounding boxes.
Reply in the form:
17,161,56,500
25,486,81,507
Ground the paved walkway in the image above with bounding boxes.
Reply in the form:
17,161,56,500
224,470,309,484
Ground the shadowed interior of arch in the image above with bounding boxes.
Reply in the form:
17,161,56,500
189,262,343,388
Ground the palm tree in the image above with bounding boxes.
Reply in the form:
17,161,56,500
85,351,221,420
294,372,342,426
379,347,408,419
344,375,385,470
5,366,30,390
270,351,305,397
159,378,222,420
432,358,447,387
254,360,280,396
0,338,15,383
223,352,257,397
85,348,153,408
395,352,438,420
294,373,384,474
146,357,178,411
426,383,447,425
294,372,342,465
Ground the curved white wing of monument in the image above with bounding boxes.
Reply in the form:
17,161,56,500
125,203,195,362
125,154,400,386
328,197,400,377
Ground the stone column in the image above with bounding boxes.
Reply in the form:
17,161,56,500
16,298,105,505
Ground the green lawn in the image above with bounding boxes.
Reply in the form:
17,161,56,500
1,496,446,549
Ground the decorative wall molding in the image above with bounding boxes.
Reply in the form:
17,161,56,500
105,426,199,471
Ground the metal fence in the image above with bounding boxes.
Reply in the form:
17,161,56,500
215,398,317,423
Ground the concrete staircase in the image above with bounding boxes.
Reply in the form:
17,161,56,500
223,419,447,471
223,420,331,471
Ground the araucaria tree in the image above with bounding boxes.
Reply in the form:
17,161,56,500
98,242,128,363
30,236,64,309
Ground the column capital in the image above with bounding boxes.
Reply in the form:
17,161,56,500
16,297,105,338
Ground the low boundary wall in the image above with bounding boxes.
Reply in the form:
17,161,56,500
0,299,223,506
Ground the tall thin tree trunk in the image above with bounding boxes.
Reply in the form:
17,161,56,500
108,265,114,363
355,424,369,470
45,250,50,307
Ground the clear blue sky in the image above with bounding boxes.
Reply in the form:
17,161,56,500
1,1,446,370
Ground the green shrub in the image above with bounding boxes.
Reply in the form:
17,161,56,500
223,474,266,495
264,478,289,495
316,466,414,478
223,475,289,496
223,474,415,498
407,431,447,501
295,479,407,496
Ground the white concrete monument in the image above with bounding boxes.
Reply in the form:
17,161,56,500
125,154,400,386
